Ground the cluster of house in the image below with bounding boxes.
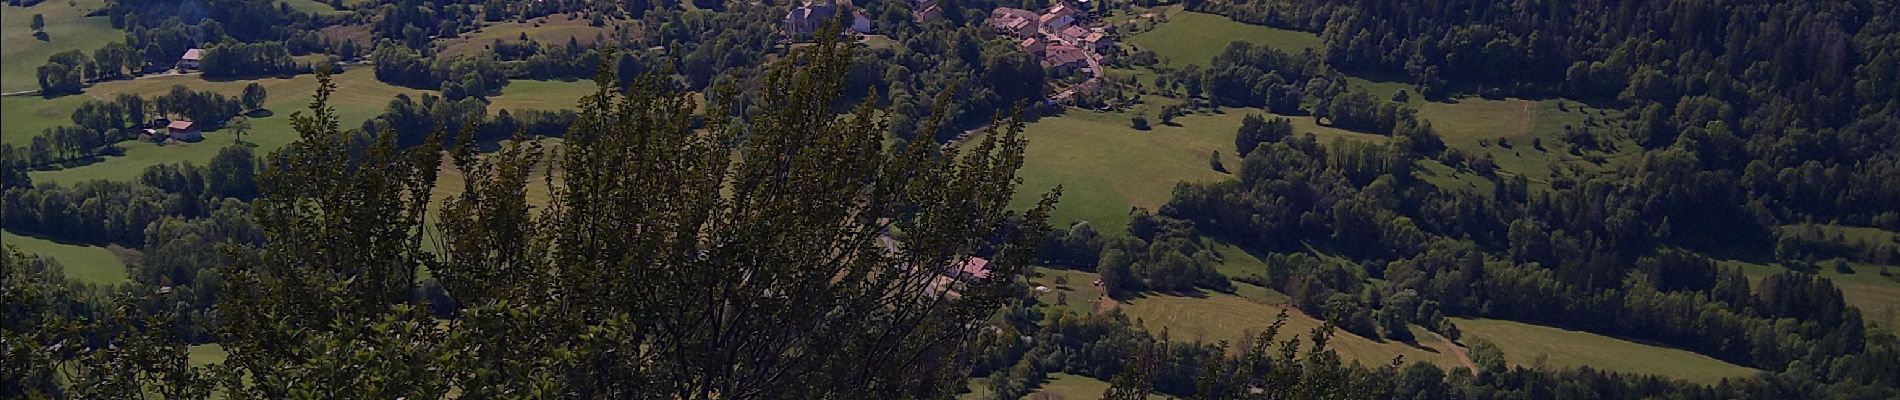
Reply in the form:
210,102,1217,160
138,120,203,143
782,0,875,40
988,1,1113,76
925,256,993,298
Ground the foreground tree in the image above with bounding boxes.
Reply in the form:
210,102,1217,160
216,29,1056,398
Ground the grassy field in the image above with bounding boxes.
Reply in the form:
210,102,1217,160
858,34,900,51
1005,104,1381,230
1117,290,1467,368
1415,96,1633,184
188,344,228,367
435,14,614,58
1128,11,1321,68
1210,239,1268,278
487,79,600,113
1343,73,1424,108
3,230,129,285
1411,158,1498,195
1028,268,1109,312
1027,373,1115,400
1450,318,1759,384
2,0,120,93
1,94,79,145
25,68,426,184
1727,258,1900,330
280,0,347,15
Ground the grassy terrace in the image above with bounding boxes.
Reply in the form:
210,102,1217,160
1,0,119,93
1451,318,1759,384
20,68,425,184
1003,99,1382,231
487,79,601,113
1416,96,1635,184
1727,257,1900,330
434,13,615,58
1127,11,1321,68
2,230,129,285
279,0,349,15
1118,290,1469,368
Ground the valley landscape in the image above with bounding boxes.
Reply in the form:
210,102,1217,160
4,0,1898,398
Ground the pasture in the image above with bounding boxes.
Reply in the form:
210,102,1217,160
1450,318,1759,384
487,79,601,113
280,0,349,15
1127,11,1321,68
1027,373,1115,400
25,68,425,184
434,13,616,58
1005,104,1382,231
1727,258,1900,330
1,0,119,93
1028,268,1109,313
1416,96,1633,183
2,230,129,285
1116,290,1468,368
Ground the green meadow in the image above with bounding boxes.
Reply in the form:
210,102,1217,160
487,79,601,113
279,0,349,15
1117,289,1468,368
1004,101,1383,231
23,68,425,185
1451,318,1759,384
1128,11,1322,68
1416,96,1634,184
3,230,129,285
1726,257,1900,330
434,14,614,58
1,0,119,93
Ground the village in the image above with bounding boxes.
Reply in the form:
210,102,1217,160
782,0,1114,102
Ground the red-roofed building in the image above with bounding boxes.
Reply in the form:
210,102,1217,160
1083,31,1116,55
1057,25,1089,43
941,256,993,283
988,8,1038,38
179,48,204,70
1041,44,1089,75
1020,37,1047,56
166,120,202,141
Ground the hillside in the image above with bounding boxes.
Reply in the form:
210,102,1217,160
4,0,1898,398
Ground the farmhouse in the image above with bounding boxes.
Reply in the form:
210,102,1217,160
947,256,991,282
1020,37,1047,56
1039,3,1081,31
910,0,941,22
1041,44,1089,75
1056,25,1089,43
988,8,1038,38
851,11,872,34
783,1,835,39
1082,31,1114,53
179,48,204,70
166,120,202,142
784,0,870,39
